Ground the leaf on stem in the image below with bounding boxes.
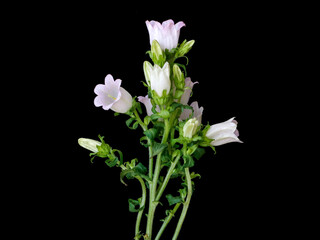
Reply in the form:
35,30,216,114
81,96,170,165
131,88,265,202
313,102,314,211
166,194,183,206
128,198,144,212
151,143,168,158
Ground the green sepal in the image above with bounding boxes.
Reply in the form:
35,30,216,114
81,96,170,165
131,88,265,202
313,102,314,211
89,135,111,163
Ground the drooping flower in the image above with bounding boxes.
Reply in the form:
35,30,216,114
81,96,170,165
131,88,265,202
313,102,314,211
143,61,171,97
206,117,243,146
94,74,133,113
183,118,200,139
138,95,153,116
180,77,198,105
179,101,204,123
146,19,186,50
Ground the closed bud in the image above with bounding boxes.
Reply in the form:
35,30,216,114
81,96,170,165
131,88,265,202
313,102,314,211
151,40,166,66
173,64,185,89
78,138,102,153
143,61,152,85
176,40,195,58
183,118,200,139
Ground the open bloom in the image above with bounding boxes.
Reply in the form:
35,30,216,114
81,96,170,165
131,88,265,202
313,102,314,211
94,74,132,113
137,95,160,116
179,101,204,123
143,61,171,97
146,19,185,50
180,77,198,105
206,117,243,146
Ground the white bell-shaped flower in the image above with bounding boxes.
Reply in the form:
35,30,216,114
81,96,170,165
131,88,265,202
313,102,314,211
206,117,243,146
143,61,171,97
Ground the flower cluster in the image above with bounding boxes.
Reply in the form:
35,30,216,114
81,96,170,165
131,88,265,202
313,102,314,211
79,19,243,240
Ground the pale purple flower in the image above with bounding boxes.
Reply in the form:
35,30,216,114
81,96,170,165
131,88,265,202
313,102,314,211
146,19,186,50
138,95,160,116
180,77,198,105
179,101,204,123
94,74,133,113
206,117,243,146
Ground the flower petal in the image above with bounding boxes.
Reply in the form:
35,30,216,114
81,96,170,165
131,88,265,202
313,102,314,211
175,21,186,31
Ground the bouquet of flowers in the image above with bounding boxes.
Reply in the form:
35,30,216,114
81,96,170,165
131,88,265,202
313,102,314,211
78,19,242,240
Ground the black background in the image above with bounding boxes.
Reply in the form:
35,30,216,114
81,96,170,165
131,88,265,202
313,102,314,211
10,3,302,239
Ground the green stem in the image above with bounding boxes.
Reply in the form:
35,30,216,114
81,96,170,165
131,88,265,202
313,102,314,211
172,167,192,240
146,118,170,240
154,203,181,240
135,176,147,238
155,154,181,202
133,108,153,179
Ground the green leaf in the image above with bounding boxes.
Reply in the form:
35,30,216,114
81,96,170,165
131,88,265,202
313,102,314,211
134,162,148,175
169,102,193,113
126,117,135,128
120,169,134,186
190,172,201,180
128,198,143,213
192,147,206,160
144,128,159,141
183,155,194,168
166,194,183,206
151,143,168,158
120,163,151,186
140,136,149,148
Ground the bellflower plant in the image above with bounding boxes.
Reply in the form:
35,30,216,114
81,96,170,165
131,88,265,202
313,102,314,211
78,19,243,240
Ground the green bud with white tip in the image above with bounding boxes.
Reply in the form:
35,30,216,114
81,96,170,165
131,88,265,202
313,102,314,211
176,40,195,58
183,118,200,139
151,40,166,67
78,138,102,153
173,64,185,90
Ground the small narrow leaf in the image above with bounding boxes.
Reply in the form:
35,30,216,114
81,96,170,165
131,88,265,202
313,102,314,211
166,194,183,206
128,198,143,213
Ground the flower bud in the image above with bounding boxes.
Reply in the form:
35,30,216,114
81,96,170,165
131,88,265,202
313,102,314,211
78,138,102,153
183,118,200,139
176,40,195,58
143,61,152,85
151,40,166,66
173,64,185,90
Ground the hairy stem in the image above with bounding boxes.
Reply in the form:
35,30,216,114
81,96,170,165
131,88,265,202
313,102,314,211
172,167,192,240
146,118,170,240
135,176,147,237
155,203,181,240
155,154,181,202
